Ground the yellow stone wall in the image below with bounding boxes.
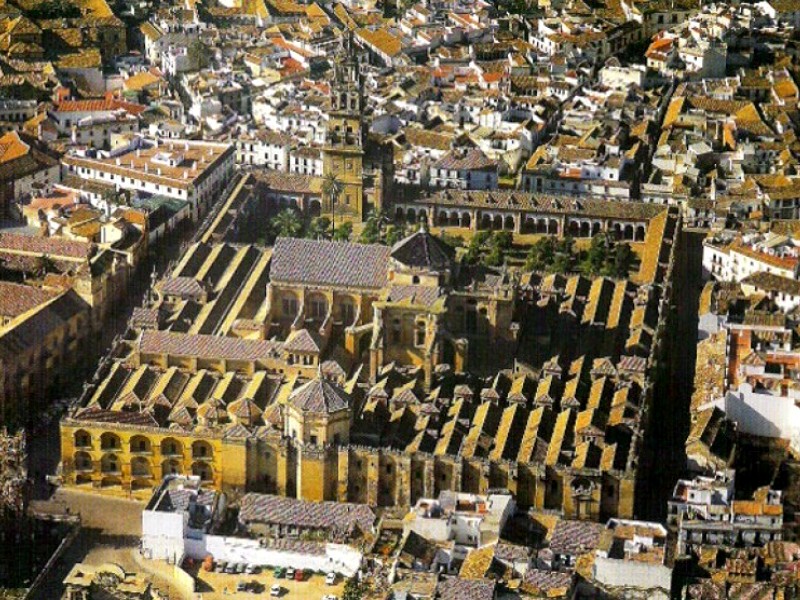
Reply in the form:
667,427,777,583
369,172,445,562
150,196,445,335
60,421,245,494
61,418,634,518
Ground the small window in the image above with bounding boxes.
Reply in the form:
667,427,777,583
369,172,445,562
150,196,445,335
415,322,426,347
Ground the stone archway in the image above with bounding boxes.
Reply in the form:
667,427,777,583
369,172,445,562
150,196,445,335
74,430,92,449
569,221,579,237
74,451,92,472
100,432,121,451
624,224,634,240
129,435,152,454
192,440,213,460
100,453,120,475
192,461,213,482
160,438,182,456
162,458,182,476
131,456,152,478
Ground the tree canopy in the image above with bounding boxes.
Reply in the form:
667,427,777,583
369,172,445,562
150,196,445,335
270,209,303,239
524,234,634,277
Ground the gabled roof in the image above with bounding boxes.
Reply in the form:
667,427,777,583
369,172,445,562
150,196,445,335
271,237,390,289
283,328,322,354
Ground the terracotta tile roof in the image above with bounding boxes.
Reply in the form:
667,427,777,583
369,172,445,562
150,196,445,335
433,148,497,171
288,377,350,414
521,569,573,595
74,406,159,426
55,98,146,115
436,576,496,600
418,190,666,221
404,127,453,152
138,330,281,361
742,271,800,297
123,71,163,92
390,230,454,270
356,27,402,58
271,237,390,289
160,276,206,300
0,281,58,318
239,493,375,532
255,171,322,195
283,328,322,354
0,130,29,164
385,284,443,308
549,520,603,556
731,243,798,271
0,232,92,260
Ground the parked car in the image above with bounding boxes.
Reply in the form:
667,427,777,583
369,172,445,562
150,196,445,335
286,567,295,579
273,566,286,578
245,564,260,574
270,584,282,597
295,568,305,581
236,581,248,592
323,595,339,600
225,564,236,574
236,563,245,574
326,572,337,585
215,561,227,573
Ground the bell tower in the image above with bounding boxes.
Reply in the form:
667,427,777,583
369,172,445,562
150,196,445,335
323,32,366,221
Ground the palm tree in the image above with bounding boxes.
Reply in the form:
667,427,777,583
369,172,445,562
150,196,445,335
306,216,331,240
271,208,303,239
322,173,343,236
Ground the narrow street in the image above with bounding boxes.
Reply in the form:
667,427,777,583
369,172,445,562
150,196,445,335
25,174,242,495
635,228,705,522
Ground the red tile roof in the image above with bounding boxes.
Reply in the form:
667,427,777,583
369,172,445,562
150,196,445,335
0,232,93,260
55,99,147,115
